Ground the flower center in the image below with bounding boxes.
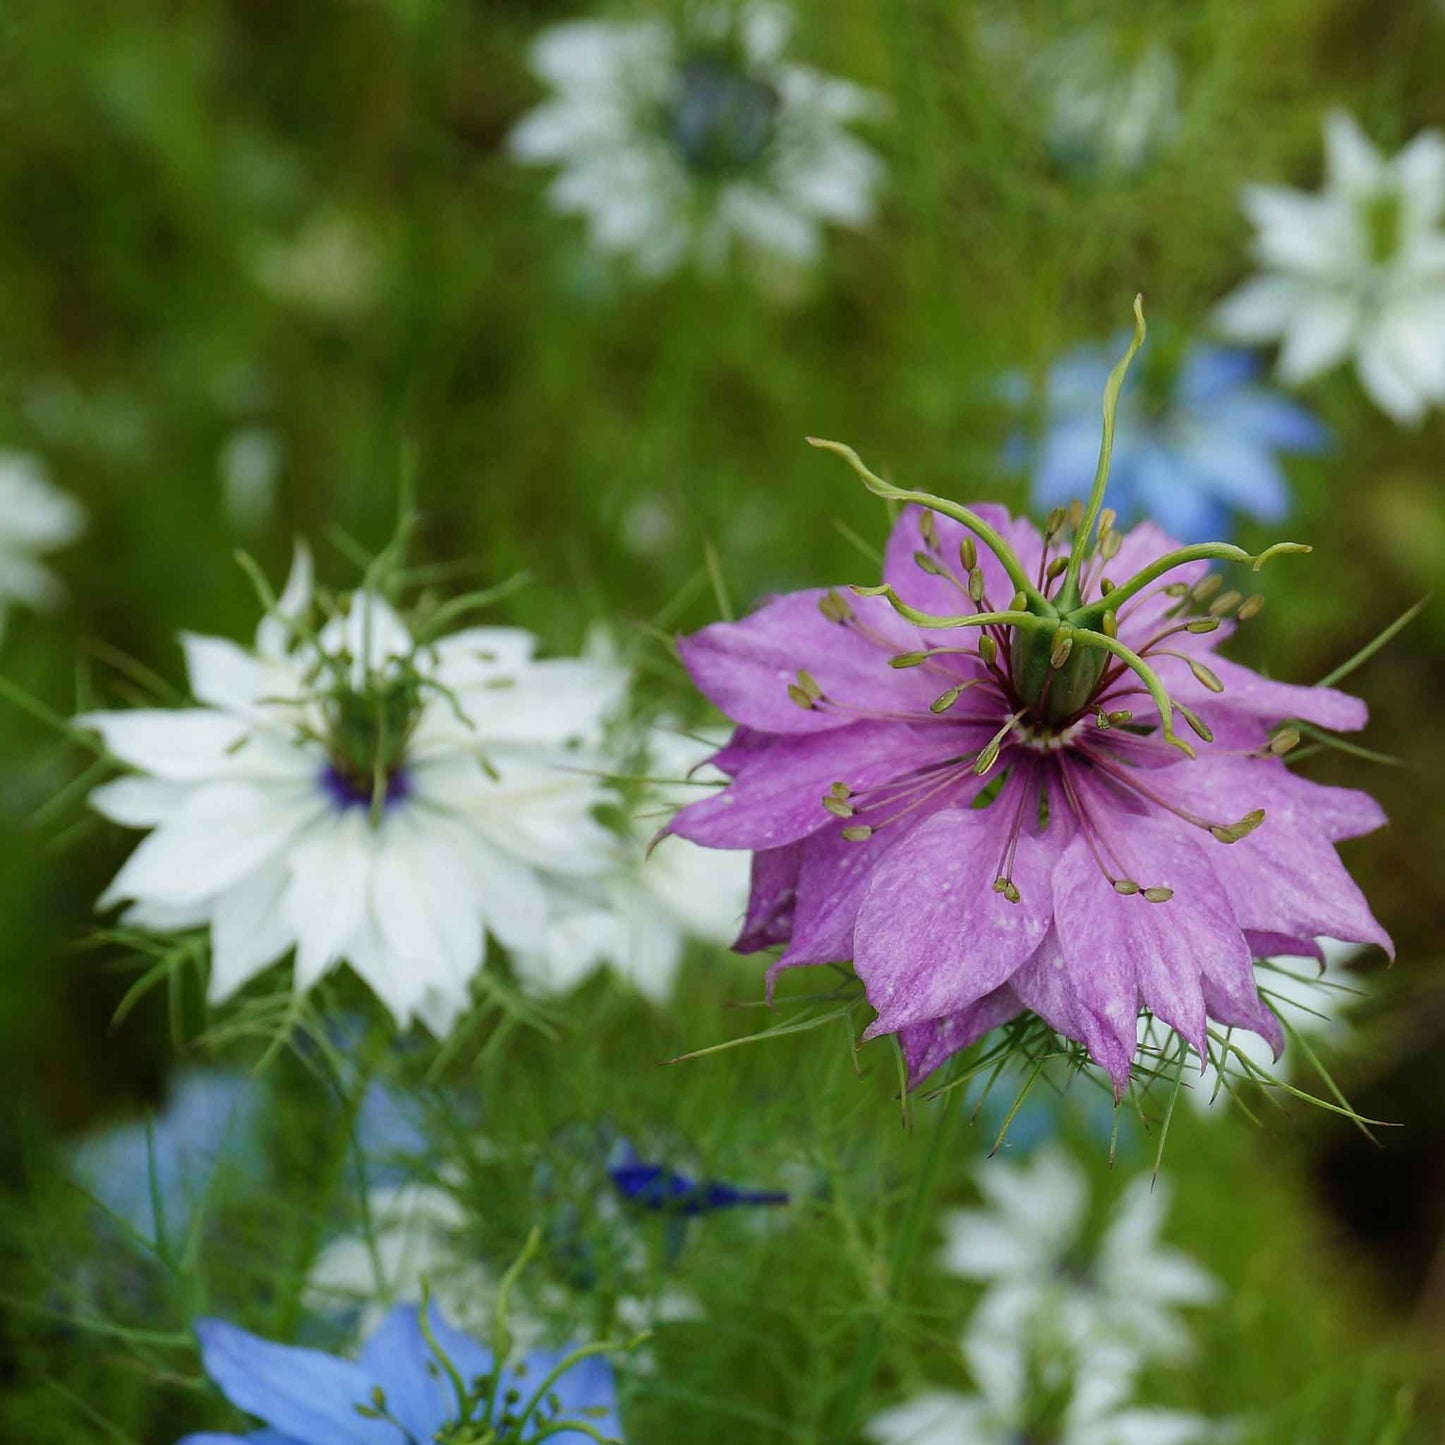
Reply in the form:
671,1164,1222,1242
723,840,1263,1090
669,55,779,175
320,677,422,815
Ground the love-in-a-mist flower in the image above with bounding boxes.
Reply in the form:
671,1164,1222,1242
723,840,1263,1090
866,1315,1216,1445
1214,109,1445,423
667,304,1391,1092
1018,340,1325,542
939,1145,1217,1365
0,450,83,641
180,1302,622,1444
80,546,626,1034
508,3,884,277
518,726,751,1002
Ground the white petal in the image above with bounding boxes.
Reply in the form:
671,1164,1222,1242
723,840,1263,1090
181,634,277,716
255,540,313,659
863,1392,995,1445
100,782,316,911
1324,109,1383,194
1276,294,1357,382
282,810,375,991
1211,274,1304,343
1356,332,1430,421
89,776,191,828
316,590,414,685
77,709,250,781
210,861,295,1002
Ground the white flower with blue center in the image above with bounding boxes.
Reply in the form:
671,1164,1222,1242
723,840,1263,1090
1214,109,1445,423
79,546,627,1035
508,3,885,277
1016,340,1326,541
179,1302,622,1443
0,450,84,641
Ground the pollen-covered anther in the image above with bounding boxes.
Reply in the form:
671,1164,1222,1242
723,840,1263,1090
889,651,929,669
1208,589,1243,618
1049,627,1074,669
978,636,999,667
974,739,1002,775
1113,879,1141,895
1237,593,1265,621
1101,609,1118,639
1107,709,1132,725
841,824,873,842
1046,557,1068,583
1185,617,1221,634
967,567,986,602
913,550,947,578
817,589,854,624
960,536,976,570
1209,808,1266,844
1190,574,1223,606
919,511,938,548
788,669,824,710
1186,658,1223,692
1142,886,1174,903
822,794,854,819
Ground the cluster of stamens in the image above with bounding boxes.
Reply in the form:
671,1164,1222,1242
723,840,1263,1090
790,300,1308,909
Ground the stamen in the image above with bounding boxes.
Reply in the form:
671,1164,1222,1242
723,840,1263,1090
1237,593,1265,621
1208,589,1242,618
1268,727,1300,756
974,710,1026,776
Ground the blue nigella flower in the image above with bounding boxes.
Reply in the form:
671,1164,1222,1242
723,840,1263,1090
607,1139,788,1217
179,1302,622,1444
68,1068,263,1246
1014,340,1327,542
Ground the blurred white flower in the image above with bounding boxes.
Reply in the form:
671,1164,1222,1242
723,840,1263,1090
80,546,627,1034
0,451,84,641
219,426,283,533
939,1146,1219,1366
516,725,750,1002
1143,940,1362,1117
866,1313,1218,1445
1215,109,1445,422
509,3,885,277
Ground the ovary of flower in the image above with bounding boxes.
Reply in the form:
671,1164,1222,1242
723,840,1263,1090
0,451,84,641
79,544,629,1034
507,3,885,278
1214,109,1445,423
938,1146,1218,1366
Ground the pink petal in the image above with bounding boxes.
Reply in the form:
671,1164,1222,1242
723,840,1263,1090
735,844,803,953
855,798,1059,1036
897,985,1024,1086
678,589,934,735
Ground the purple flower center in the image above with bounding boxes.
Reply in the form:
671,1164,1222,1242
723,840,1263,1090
320,762,411,812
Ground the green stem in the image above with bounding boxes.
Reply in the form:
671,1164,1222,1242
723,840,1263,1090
833,1087,960,1440
851,587,1058,636
1060,295,1146,606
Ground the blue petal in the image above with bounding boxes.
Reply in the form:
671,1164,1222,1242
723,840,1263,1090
194,1319,398,1445
1131,452,1229,542
1177,345,1260,404
177,1434,287,1445
1031,416,1104,507
1176,437,1291,521
515,1348,622,1442
353,1305,464,1440
1215,390,1329,452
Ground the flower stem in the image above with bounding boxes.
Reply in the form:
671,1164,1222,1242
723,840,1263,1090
832,1085,960,1440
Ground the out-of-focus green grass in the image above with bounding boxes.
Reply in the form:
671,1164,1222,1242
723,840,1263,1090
1,0,1443,1438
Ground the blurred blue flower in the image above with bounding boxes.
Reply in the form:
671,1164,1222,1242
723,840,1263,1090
68,1068,263,1246
179,1302,621,1444
1014,341,1327,541
607,1139,788,1216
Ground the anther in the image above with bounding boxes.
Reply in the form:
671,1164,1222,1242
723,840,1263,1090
1044,506,1067,539
1106,709,1132,725
1164,582,1190,597
1066,499,1084,531
1237,593,1265,621
1010,590,1027,612
968,567,985,602
1186,658,1223,692
787,684,815,710
1190,574,1223,605
822,795,854,818
1208,589,1242,618
1113,879,1141,895
1099,507,1116,536
1046,557,1068,582
960,536,976,571
1095,708,1111,729
1209,808,1266,844
919,511,938,548
1102,610,1118,639
1101,530,1122,561
1099,577,1115,596
978,636,999,667
1177,703,1213,743
974,739,1002,775
1049,626,1074,668
992,876,1021,904
913,550,946,577
889,651,928,668
1268,727,1300,756
831,781,852,799
841,824,873,842
1185,617,1221,634
1142,886,1174,903
818,590,854,624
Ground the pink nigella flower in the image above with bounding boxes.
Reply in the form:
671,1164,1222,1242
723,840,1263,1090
667,305,1392,1094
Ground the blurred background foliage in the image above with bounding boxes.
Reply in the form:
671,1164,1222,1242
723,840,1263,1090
0,0,1443,1438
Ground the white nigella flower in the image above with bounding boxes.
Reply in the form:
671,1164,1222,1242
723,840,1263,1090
938,1146,1219,1366
1214,109,1445,422
0,451,84,642
508,2,885,277
79,547,627,1034
866,1317,1218,1445
1143,940,1362,1118
516,725,751,1003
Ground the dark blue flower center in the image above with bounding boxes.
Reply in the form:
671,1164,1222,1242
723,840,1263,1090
669,56,779,175
321,762,411,811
